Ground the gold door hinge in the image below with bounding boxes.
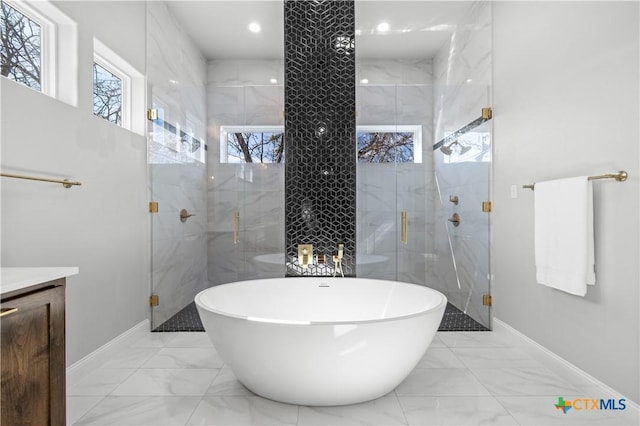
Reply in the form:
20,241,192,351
149,294,159,307
482,107,492,119
482,201,492,212
483,294,492,307
149,202,159,213
147,108,158,121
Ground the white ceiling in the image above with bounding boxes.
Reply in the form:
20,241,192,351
166,1,474,60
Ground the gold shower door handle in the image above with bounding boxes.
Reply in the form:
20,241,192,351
401,211,408,244
233,211,240,244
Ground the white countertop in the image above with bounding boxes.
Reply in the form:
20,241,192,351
1,267,79,296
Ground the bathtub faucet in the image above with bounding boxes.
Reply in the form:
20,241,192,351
332,244,344,277
298,244,313,269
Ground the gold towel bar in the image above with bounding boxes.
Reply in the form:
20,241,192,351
1,172,82,188
523,170,628,191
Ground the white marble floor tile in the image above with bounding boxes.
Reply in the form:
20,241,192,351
142,347,223,369
427,334,447,348
438,331,513,348
99,347,161,369
512,346,611,391
396,368,491,396
452,346,545,369
471,366,581,396
111,369,218,396
416,348,466,369
128,333,172,348
297,396,407,425
162,332,213,348
72,396,201,425
67,369,137,396
496,396,640,425
205,368,255,396
186,396,299,425
399,396,518,425
67,396,104,425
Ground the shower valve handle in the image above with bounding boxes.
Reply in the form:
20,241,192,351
180,209,196,223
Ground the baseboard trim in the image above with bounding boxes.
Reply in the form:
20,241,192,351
66,319,149,388
493,318,639,410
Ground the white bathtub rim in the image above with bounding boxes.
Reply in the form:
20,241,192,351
195,278,447,326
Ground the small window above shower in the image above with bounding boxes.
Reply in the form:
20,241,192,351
357,125,422,164
220,126,284,164
220,124,422,164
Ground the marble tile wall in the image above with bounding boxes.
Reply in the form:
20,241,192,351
432,1,492,327
207,60,285,285
355,59,435,283
147,1,208,327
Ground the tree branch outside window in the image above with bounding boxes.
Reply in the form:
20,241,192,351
93,62,122,126
0,1,42,90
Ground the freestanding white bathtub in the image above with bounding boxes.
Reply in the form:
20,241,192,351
195,277,446,406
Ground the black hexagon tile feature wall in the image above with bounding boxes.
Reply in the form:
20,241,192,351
284,0,356,276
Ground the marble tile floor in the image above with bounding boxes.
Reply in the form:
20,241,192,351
67,328,639,426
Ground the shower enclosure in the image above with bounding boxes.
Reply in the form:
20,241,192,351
147,1,209,329
148,0,492,330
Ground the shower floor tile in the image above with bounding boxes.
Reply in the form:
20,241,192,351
152,301,489,333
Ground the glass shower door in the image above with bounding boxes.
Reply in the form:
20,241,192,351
356,81,431,284
146,1,208,330
207,82,286,286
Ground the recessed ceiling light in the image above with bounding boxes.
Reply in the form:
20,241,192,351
248,22,261,33
377,22,390,32
270,78,278,84
360,78,369,84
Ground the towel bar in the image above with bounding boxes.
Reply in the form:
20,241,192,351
523,171,628,191
1,172,82,188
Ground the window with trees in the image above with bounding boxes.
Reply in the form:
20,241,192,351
1,0,77,105
93,61,122,126
1,0,44,91
356,125,421,163
221,126,284,163
220,125,421,164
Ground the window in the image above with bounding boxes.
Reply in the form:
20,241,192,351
93,61,122,126
93,38,144,134
1,0,77,105
220,125,422,164
357,125,422,163
221,126,284,163
1,0,47,91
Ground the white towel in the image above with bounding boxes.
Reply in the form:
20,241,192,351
534,176,595,296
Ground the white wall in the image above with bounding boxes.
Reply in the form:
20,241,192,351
492,1,639,402
1,1,149,365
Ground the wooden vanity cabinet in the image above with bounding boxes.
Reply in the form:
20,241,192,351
1,278,66,426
